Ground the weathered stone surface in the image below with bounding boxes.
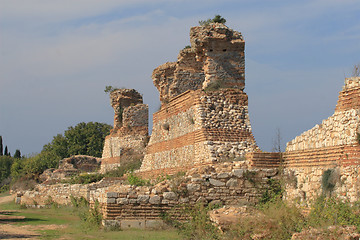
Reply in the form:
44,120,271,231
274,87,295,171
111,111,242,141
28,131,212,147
226,178,238,187
209,178,225,187
137,195,150,204
149,195,161,205
117,198,129,205
163,192,177,201
107,192,118,198
187,183,201,192
232,169,244,178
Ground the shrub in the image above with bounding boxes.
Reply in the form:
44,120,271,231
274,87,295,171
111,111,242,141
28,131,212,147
307,196,360,230
67,173,104,184
322,169,339,195
104,85,119,94
126,172,150,186
70,196,102,229
259,178,284,206
162,203,221,240
226,200,305,240
199,15,226,26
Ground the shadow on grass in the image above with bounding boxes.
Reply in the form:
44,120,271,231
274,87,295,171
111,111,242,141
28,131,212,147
0,211,45,224
0,232,40,239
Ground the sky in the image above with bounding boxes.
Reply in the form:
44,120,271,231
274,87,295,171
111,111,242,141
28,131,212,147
1,0,360,156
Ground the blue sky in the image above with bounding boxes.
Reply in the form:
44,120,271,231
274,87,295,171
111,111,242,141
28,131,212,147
1,0,359,155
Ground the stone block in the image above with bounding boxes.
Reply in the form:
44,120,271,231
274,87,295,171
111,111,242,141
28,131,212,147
145,220,165,229
129,199,138,204
209,178,225,187
187,183,201,192
121,220,146,229
217,172,229,179
226,178,238,187
137,195,150,204
107,198,116,204
149,195,161,205
232,169,244,178
107,192,118,198
163,192,178,200
117,198,129,205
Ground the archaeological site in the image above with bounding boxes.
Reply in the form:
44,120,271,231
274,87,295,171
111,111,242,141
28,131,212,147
16,23,360,230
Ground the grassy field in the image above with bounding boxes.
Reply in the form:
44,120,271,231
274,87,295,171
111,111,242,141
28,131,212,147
0,193,181,240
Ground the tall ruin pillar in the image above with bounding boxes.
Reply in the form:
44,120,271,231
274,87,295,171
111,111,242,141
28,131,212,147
101,89,148,173
140,23,258,174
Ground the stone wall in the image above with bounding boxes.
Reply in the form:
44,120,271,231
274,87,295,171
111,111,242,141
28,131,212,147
284,165,360,206
140,89,258,172
103,162,279,228
101,89,148,173
17,178,123,207
283,77,360,205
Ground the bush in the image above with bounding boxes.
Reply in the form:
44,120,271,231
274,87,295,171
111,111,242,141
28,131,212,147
126,172,150,186
70,196,103,229
67,173,104,184
162,203,221,240
226,200,305,240
199,15,226,26
307,196,360,230
259,178,284,206
322,169,339,195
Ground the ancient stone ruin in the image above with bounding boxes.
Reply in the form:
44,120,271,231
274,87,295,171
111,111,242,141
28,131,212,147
283,76,360,205
40,155,101,183
16,23,360,231
140,23,258,175
101,89,148,173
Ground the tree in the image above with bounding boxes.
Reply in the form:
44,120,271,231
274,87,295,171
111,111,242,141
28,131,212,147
43,122,112,158
43,134,68,159
14,149,21,159
4,146,9,156
199,15,227,26
0,136,3,156
0,156,13,183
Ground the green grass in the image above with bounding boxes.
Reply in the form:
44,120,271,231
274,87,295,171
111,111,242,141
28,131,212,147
0,199,181,240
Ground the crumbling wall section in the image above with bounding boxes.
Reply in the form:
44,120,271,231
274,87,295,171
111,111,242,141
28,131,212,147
140,89,258,172
101,89,148,173
141,23,258,173
103,162,279,228
284,77,360,205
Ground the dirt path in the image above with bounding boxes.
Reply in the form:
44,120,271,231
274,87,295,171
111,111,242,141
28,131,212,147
0,194,15,205
0,194,66,240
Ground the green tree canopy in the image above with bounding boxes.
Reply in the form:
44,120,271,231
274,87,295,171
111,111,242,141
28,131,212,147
43,122,112,159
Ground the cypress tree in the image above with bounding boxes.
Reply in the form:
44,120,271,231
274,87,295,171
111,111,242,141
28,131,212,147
14,149,21,159
0,136,3,156
4,146,8,156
